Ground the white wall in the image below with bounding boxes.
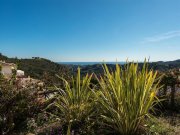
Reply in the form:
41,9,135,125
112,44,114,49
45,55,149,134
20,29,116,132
17,70,25,77
1,65,13,78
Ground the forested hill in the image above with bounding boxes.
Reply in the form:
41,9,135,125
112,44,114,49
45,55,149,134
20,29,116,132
147,59,180,71
69,59,180,75
0,53,71,86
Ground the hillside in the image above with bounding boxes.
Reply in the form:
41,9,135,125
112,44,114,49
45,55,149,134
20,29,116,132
69,59,180,75
0,53,71,86
1,53,179,83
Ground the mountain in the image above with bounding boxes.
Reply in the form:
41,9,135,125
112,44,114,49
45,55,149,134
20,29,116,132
67,59,180,75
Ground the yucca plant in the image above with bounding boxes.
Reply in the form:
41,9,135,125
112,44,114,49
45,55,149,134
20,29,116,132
94,61,161,135
46,68,94,134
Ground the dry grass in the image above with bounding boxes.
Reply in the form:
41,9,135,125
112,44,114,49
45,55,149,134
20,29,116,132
146,114,180,135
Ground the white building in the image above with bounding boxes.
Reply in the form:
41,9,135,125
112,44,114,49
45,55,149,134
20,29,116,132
17,70,25,77
0,61,17,78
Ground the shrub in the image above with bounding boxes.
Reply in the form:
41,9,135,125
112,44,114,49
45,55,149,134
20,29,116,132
93,62,161,135
46,68,95,134
0,78,42,134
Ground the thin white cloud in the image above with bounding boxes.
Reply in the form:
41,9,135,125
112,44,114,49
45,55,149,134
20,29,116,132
142,30,180,44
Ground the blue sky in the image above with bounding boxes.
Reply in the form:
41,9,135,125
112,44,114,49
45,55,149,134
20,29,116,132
0,0,180,62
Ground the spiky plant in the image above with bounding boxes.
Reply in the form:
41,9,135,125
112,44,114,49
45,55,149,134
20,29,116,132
47,68,94,133
94,62,161,135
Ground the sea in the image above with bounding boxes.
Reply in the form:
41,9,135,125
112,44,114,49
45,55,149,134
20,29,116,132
58,62,126,66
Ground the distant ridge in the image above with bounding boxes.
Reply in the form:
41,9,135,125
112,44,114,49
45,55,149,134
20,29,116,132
63,59,180,75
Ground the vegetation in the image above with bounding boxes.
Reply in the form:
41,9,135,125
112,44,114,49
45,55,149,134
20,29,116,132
0,54,179,134
46,68,95,134
158,68,180,112
71,59,180,76
42,62,162,135
93,62,161,135
0,75,43,134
